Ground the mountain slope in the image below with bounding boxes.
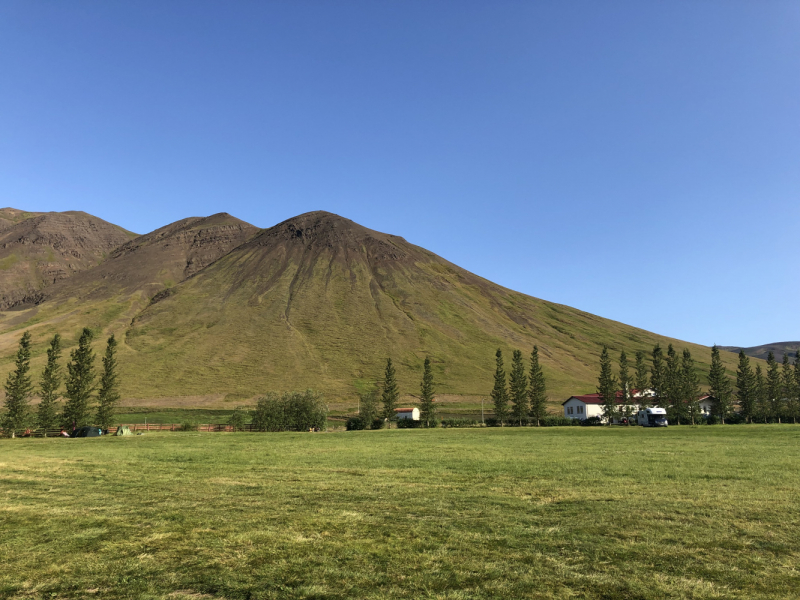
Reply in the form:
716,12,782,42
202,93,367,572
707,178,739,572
118,211,746,401
0,208,136,309
721,343,799,362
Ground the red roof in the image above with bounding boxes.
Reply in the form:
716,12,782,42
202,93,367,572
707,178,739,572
394,407,417,413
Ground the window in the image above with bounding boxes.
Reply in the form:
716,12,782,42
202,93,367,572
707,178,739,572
567,406,573,415
578,406,584,414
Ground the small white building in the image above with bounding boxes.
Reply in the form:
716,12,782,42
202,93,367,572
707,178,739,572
562,389,652,423
698,395,715,416
395,407,420,421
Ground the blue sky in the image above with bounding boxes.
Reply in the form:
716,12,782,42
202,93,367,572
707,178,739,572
1,1,798,347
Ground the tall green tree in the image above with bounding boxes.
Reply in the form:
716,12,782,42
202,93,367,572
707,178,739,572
597,346,617,425
736,350,756,423
650,344,666,408
509,349,528,425
766,351,783,423
96,335,120,430
634,350,650,408
2,331,33,436
62,328,96,429
490,349,509,425
618,351,634,424
681,349,702,425
381,358,399,426
419,356,436,427
358,388,380,429
784,353,799,424
38,334,63,435
789,350,800,424
754,365,768,423
528,346,547,426
708,345,733,423
665,345,684,423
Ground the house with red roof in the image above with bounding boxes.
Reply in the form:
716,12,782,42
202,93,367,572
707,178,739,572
562,389,653,423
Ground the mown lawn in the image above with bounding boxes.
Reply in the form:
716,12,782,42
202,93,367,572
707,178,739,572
1,426,799,599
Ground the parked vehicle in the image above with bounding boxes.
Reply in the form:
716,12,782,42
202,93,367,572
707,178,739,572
637,407,668,427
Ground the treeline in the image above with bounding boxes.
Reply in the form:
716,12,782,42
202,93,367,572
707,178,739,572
2,328,120,436
595,343,800,424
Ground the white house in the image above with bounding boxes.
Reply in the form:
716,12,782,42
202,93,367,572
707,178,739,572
698,395,715,416
562,389,653,423
395,407,420,421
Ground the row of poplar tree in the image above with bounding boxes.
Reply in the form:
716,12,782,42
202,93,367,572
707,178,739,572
489,346,548,426
594,343,800,424
2,328,120,436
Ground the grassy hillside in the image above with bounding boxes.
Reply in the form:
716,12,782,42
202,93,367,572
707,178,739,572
0,211,753,407
2,427,798,599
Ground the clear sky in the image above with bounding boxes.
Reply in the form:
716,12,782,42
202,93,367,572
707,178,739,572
1,1,798,347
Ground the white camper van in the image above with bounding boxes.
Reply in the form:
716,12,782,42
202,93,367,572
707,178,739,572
637,407,668,427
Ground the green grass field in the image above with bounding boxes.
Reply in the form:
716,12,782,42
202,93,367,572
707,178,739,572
2,426,799,599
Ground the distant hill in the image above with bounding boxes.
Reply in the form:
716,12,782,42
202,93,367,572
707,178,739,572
0,208,136,309
720,343,799,362
0,209,752,404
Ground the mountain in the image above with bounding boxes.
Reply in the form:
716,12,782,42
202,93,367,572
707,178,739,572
0,209,749,405
0,208,136,309
720,343,799,362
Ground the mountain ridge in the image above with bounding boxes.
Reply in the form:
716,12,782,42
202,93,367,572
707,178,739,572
0,209,756,405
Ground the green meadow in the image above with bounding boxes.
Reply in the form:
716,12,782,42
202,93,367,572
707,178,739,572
1,426,799,599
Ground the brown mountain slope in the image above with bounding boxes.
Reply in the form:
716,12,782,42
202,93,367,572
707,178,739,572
0,208,136,309
721,343,799,362
0,213,259,349
119,210,747,402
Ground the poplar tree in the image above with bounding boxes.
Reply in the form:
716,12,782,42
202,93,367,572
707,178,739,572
38,334,63,435
665,345,682,422
681,349,702,425
2,331,33,437
419,356,436,427
509,349,528,425
618,351,634,424
528,346,547,426
650,344,665,408
789,350,800,424
62,328,97,429
766,351,783,423
96,335,120,430
736,350,755,423
597,346,617,425
359,388,379,429
784,353,799,424
490,349,509,425
754,365,768,423
381,358,399,426
708,345,733,424
634,351,650,408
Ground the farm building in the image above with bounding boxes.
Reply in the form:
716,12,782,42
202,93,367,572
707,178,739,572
563,391,717,422
562,389,653,423
395,407,420,421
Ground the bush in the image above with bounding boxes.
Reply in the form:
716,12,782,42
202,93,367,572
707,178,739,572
346,417,365,431
395,418,422,428
539,415,580,427
440,418,479,428
252,390,328,432
580,416,603,426
371,418,385,430
227,406,249,432
180,421,198,432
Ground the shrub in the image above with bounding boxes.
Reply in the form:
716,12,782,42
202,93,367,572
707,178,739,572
395,418,422,428
227,406,249,432
440,418,479,428
346,417,365,431
580,416,603,426
540,415,578,427
252,390,328,432
180,421,198,432
371,418,385,430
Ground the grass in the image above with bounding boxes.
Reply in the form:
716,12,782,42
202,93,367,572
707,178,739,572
2,425,799,599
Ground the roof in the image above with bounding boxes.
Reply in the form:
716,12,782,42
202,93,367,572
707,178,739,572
563,392,715,405
394,407,417,413
562,392,633,406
